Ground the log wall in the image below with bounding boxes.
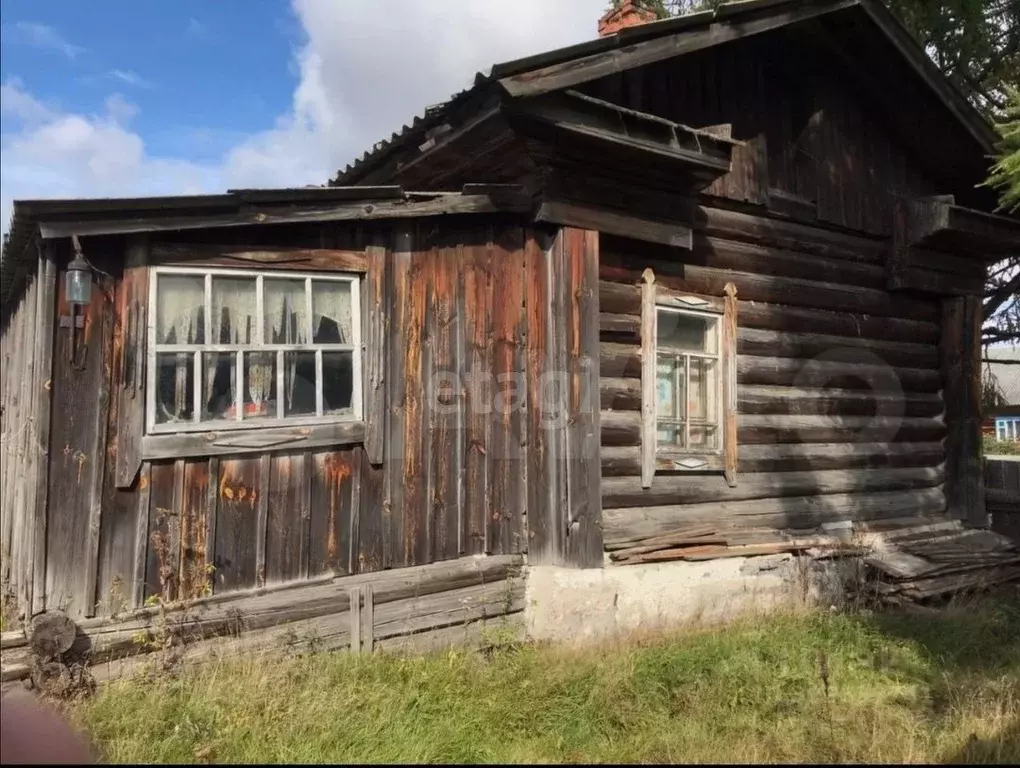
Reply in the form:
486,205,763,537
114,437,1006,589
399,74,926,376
597,205,961,550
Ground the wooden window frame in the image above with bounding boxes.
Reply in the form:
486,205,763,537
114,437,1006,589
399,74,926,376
146,265,363,435
641,269,737,488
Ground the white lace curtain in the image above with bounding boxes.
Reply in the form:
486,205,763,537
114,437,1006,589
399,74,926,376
312,281,352,344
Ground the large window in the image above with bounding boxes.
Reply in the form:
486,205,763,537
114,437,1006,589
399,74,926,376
147,267,361,433
656,307,722,454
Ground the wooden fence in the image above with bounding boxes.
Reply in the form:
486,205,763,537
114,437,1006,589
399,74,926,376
987,457,1020,542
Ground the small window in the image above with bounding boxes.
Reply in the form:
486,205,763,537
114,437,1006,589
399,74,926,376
147,267,361,434
655,308,722,454
640,270,737,488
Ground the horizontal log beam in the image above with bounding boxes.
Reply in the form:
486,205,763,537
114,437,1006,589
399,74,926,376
602,487,947,548
599,263,937,322
738,356,942,392
601,465,944,510
602,442,946,476
601,410,945,447
74,555,522,664
599,279,941,343
536,201,692,248
738,328,939,370
739,386,944,418
601,380,945,417
739,415,946,445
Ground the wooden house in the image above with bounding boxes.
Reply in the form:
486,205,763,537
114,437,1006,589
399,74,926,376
2,0,1019,641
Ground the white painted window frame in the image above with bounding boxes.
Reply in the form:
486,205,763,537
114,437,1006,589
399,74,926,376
146,265,362,435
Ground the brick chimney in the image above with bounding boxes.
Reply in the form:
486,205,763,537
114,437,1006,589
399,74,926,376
598,0,659,37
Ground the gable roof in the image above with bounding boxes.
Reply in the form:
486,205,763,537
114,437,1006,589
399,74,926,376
334,0,997,187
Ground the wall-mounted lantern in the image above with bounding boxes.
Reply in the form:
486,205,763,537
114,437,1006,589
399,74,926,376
60,235,93,370
65,250,93,306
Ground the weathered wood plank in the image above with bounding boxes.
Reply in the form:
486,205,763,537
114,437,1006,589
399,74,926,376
140,420,366,461
383,225,411,568
40,193,532,239
214,457,261,593
430,239,463,561
564,228,603,566
524,229,560,563
403,241,430,565
178,460,212,601
310,450,355,577
462,232,492,557
363,236,387,465
131,465,151,608
266,453,304,585
254,454,270,587
114,237,149,488
150,243,369,273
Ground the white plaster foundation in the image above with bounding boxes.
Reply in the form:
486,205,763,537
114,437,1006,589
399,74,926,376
523,554,837,644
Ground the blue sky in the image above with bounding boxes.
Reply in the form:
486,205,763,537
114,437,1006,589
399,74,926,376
1,0,606,232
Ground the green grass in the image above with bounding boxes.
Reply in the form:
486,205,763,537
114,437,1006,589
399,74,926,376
71,599,1020,764
985,437,1020,456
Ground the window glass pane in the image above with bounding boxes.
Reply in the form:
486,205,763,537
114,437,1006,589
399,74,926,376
312,280,353,344
690,424,719,450
156,275,204,344
211,276,256,345
201,352,236,421
155,352,194,424
657,310,717,354
283,351,317,416
243,353,276,420
656,354,683,420
689,358,719,423
322,351,354,414
264,278,309,345
657,425,684,448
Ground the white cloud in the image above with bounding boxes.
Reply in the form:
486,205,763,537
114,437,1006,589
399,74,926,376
109,69,153,89
2,0,606,233
2,21,85,59
187,18,210,38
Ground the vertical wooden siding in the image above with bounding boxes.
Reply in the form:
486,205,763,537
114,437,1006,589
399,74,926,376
86,220,602,615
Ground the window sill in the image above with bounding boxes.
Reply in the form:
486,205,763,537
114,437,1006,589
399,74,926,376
141,419,366,461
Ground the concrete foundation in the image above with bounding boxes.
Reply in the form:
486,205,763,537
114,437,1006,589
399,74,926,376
523,554,841,644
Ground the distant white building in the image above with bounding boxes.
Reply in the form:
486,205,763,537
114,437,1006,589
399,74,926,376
984,347,1020,441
